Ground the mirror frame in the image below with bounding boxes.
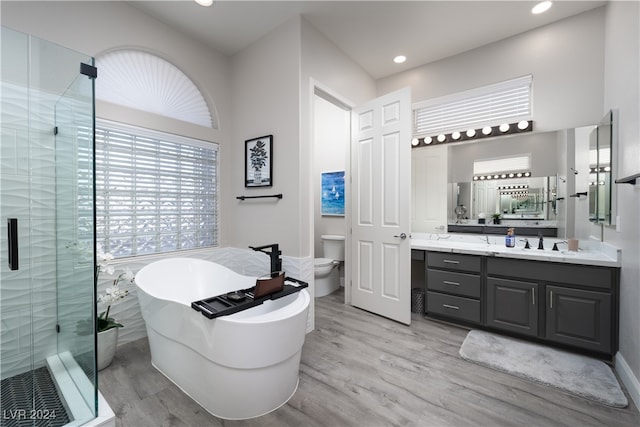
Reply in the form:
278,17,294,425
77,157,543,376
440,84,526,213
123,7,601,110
589,110,615,225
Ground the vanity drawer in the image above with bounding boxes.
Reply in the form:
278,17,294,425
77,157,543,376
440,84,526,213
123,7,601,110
427,269,480,298
427,291,480,324
427,252,481,273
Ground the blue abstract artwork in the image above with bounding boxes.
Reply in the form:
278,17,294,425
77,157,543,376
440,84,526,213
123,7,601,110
321,171,345,216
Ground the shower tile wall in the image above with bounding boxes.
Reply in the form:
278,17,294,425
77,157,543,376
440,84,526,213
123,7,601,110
1,81,59,379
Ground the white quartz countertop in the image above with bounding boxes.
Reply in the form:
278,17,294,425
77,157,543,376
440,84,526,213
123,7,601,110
411,233,621,268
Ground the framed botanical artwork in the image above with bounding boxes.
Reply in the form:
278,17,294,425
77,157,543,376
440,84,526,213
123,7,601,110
321,170,345,216
245,135,273,187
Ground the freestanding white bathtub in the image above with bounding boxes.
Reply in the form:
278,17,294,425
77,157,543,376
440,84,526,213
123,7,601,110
135,257,310,420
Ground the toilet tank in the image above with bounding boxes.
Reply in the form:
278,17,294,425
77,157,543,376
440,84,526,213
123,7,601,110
321,235,345,261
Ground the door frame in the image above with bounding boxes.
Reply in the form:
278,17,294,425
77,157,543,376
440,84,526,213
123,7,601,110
309,79,355,307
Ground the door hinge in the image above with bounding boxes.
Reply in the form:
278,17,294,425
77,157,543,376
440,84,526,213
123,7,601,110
54,126,58,135
56,324,61,333
80,63,98,79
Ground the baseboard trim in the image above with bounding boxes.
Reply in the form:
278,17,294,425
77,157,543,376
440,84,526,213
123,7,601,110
615,351,640,410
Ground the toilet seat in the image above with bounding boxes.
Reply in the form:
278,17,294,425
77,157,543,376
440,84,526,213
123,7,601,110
314,258,335,268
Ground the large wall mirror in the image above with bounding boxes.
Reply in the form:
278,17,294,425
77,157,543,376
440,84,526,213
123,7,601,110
589,110,614,225
452,175,558,222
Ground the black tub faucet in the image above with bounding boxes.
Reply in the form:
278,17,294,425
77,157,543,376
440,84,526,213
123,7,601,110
537,234,544,250
249,243,282,274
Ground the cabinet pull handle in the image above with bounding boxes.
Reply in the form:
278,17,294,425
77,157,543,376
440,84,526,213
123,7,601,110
531,287,535,305
550,290,553,309
443,304,460,310
443,280,460,286
443,260,460,264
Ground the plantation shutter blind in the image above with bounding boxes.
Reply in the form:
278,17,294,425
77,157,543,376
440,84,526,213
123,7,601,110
413,74,532,136
95,120,218,258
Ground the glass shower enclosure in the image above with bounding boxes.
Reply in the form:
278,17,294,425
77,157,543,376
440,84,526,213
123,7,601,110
1,27,97,426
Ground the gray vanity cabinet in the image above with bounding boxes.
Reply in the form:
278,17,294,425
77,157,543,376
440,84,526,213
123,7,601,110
486,277,538,337
546,286,611,354
486,257,617,355
421,250,619,356
425,252,482,324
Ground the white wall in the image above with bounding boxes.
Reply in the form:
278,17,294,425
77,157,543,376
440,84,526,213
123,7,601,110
377,7,606,133
300,17,376,263
602,0,640,408
228,16,302,257
313,95,348,256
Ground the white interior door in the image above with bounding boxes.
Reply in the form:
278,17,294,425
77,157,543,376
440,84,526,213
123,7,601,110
350,88,411,325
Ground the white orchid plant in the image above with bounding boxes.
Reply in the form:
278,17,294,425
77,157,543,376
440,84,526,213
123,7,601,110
96,245,135,333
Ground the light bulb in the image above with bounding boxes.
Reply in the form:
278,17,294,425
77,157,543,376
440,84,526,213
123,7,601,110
466,129,476,138
452,131,461,140
437,134,446,142
532,1,552,15
425,136,433,145
499,123,510,132
482,126,492,135
518,120,530,130
411,138,419,146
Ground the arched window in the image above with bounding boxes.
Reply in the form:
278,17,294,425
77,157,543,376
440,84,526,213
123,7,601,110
95,49,217,129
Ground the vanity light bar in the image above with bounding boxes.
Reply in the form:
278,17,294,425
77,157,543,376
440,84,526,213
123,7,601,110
590,166,611,173
411,120,533,148
501,191,530,198
473,171,531,181
498,184,529,190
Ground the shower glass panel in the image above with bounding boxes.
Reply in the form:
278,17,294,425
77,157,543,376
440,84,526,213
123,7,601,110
1,26,96,425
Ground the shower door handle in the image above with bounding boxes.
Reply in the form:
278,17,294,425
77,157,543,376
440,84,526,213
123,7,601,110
7,218,18,270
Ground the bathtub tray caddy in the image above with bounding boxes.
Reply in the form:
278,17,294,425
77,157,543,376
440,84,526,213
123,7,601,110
191,277,308,319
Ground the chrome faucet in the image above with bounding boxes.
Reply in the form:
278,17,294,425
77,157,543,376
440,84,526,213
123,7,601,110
249,243,282,274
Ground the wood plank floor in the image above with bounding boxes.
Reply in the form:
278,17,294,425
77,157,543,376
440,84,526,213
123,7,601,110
99,289,639,426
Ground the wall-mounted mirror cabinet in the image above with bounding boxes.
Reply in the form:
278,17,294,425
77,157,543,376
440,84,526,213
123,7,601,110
589,110,614,225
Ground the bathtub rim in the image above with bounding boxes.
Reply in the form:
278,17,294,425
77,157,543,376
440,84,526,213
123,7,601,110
135,257,310,324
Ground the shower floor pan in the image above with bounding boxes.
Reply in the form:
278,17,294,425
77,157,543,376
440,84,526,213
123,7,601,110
0,367,70,427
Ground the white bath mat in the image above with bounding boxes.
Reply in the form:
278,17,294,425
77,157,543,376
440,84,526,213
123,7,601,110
459,330,628,408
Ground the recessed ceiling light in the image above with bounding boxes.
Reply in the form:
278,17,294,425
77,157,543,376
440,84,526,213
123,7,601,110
532,1,552,15
393,55,407,64
194,0,213,6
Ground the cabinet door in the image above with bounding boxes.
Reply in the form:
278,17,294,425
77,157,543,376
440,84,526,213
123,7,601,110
487,277,538,337
546,286,611,354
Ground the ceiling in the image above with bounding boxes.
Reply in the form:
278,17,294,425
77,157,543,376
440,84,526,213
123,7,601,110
130,0,606,79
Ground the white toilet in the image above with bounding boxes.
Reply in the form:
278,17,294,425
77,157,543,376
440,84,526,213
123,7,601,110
314,234,345,297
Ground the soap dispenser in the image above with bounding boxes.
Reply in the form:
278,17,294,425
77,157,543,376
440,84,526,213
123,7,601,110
505,228,516,248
